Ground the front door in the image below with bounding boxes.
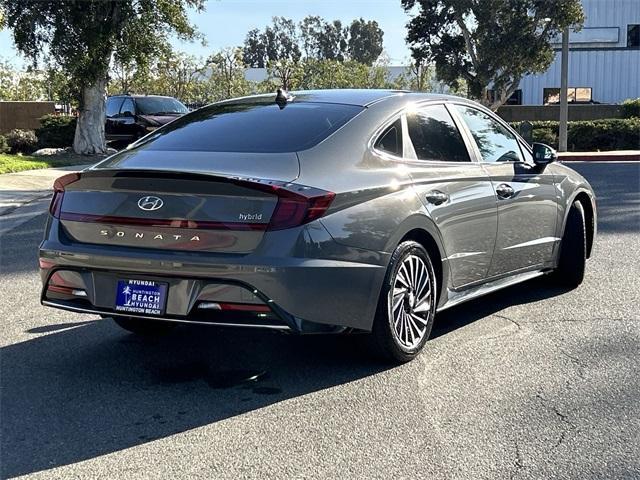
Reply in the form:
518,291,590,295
453,105,558,277
404,104,498,288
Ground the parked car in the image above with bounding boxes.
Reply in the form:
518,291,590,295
105,94,189,143
40,89,596,362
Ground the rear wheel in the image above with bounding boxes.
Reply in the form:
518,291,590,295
371,241,437,363
111,316,176,336
553,201,586,288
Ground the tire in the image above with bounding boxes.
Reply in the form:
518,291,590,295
111,316,176,336
553,201,586,288
370,241,437,363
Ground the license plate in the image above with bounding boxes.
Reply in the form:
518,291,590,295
115,279,168,316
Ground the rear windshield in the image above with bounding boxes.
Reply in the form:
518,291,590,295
132,101,363,153
136,97,189,115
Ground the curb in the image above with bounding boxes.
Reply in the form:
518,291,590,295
558,152,640,162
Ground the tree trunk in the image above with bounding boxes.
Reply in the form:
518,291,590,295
73,77,107,155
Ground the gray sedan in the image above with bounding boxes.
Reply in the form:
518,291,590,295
39,89,596,362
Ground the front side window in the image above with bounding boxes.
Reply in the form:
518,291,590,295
454,106,523,163
374,118,403,156
406,104,470,162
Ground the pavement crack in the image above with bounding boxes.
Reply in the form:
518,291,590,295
510,440,526,480
559,349,586,380
535,392,577,449
495,314,522,330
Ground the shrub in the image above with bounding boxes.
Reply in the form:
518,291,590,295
532,128,558,148
5,129,38,154
621,98,640,118
0,135,10,154
510,118,640,151
36,114,77,148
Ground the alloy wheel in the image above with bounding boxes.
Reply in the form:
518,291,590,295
389,254,432,349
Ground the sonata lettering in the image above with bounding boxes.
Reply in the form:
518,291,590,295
97,229,201,242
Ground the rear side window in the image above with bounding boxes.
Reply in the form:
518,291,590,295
106,97,123,118
375,118,403,156
407,105,470,162
134,101,363,153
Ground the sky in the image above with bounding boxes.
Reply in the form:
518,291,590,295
0,0,413,68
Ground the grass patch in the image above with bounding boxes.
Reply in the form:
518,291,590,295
0,153,97,174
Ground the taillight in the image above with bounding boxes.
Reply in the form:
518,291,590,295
49,173,80,217
266,185,336,231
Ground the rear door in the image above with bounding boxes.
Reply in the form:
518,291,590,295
114,97,138,141
453,105,558,276
404,103,498,288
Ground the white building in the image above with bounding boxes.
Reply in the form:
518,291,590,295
516,0,640,105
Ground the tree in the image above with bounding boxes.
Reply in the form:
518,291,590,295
243,17,301,68
206,48,251,100
402,0,584,110
149,48,207,102
347,19,384,65
0,59,48,101
0,0,204,154
243,29,267,68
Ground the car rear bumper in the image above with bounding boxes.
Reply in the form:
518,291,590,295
39,233,388,333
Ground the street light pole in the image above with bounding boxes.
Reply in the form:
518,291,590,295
559,27,570,152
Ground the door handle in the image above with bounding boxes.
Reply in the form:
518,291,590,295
496,183,515,199
425,190,449,205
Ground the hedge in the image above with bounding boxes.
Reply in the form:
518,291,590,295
621,98,640,119
0,134,10,154
510,118,640,151
36,114,77,149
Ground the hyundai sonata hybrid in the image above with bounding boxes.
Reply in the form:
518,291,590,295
39,89,596,362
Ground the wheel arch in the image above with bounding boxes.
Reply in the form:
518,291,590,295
385,215,449,307
566,189,596,259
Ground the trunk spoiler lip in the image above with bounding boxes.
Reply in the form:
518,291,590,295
77,167,292,187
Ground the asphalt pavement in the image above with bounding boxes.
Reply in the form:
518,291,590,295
0,162,639,479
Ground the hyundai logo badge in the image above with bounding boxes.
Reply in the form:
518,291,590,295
137,195,164,211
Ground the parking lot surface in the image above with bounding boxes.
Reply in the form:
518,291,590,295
1,162,638,479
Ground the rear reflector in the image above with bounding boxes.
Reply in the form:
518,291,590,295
197,302,271,313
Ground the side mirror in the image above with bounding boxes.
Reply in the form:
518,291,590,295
532,142,557,165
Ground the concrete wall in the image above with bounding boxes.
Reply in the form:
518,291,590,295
497,104,623,122
0,101,55,134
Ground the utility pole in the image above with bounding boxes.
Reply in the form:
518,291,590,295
559,27,570,152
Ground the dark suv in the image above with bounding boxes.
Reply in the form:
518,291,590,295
105,95,189,143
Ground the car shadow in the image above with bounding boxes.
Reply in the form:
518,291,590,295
0,320,389,478
432,276,569,338
0,274,570,478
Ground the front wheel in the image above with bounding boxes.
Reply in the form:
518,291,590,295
110,316,177,336
370,241,437,363
552,201,586,288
